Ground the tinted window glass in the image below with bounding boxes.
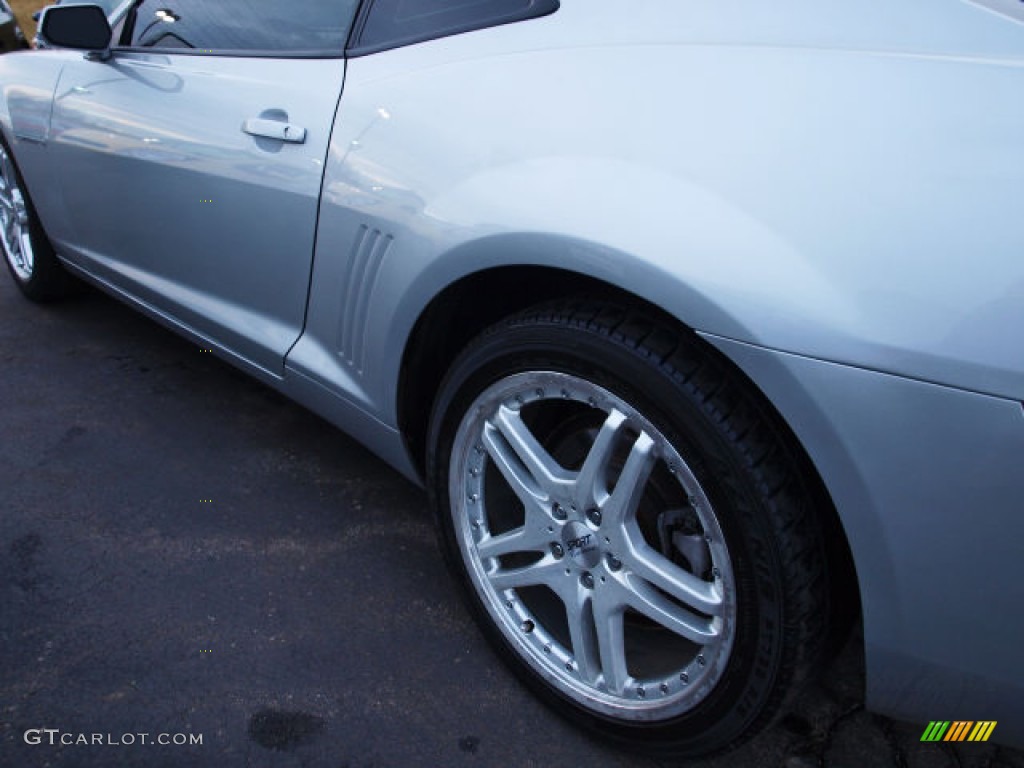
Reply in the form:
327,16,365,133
353,0,558,55
57,0,122,14
128,0,358,54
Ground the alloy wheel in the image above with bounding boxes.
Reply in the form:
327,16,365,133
448,370,737,719
0,143,34,282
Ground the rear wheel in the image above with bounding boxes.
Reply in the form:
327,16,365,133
428,300,830,757
0,138,74,301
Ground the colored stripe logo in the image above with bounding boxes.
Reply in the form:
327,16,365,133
920,721,997,742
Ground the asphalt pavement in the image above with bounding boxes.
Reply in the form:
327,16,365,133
2,276,1022,768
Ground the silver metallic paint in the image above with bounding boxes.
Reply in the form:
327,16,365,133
46,53,345,375
706,334,1024,735
2,0,1022,745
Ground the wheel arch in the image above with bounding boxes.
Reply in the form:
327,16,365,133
390,230,753,475
396,263,861,654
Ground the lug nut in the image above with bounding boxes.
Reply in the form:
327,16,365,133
552,503,567,520
580,572,595,589
550,543,565,559
585,508,602,526
606,554,622,572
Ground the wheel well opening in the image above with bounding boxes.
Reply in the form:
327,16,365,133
398,267,861,652
398,266,611,477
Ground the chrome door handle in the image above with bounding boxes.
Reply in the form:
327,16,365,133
242,118,306,144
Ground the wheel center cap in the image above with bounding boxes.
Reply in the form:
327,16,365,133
562,521,600,569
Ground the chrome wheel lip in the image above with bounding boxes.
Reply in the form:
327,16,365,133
0,144,34,282
449,371,737,721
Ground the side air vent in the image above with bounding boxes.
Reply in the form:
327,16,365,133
338,224,391,375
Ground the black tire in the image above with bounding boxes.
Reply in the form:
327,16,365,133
427,299,831,758
0,136,76,301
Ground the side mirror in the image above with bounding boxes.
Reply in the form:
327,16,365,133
37,5,112,59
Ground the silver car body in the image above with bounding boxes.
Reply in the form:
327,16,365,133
1,0,1022,744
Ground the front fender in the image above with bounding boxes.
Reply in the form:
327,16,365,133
0,50,69,232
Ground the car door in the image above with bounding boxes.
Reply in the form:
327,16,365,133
46,0,358,377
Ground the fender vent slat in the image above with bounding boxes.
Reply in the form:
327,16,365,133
338,224,391,375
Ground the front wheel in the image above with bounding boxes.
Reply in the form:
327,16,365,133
427,300,830,758
0,138,75,301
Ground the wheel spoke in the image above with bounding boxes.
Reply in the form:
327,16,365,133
477,523,551,560
13,191,27,227
564,588,601,684
488,554,564,592
623,528,723,616
603,430,657,524
483,404,573,506
561,582,630,694
620,571,719,644
5,218,20,258
593,595,629,694
575,408,628,510
0,160,12,204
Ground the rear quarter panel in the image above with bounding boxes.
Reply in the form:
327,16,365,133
292,0,1024,741
297,0,1024,414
